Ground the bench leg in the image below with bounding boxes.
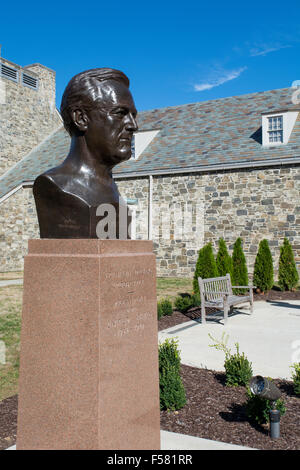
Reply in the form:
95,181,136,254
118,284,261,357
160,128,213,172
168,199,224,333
250,288,254,314
201,303,206,324
224,301,229,325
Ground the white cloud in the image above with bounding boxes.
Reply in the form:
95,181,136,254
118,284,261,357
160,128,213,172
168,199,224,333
250,44,291,57
194,66,247,92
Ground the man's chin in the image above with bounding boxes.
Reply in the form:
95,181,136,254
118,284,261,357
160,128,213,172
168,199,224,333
112,151,132,164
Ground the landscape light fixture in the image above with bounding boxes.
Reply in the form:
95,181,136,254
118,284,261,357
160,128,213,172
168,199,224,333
250,375,282,439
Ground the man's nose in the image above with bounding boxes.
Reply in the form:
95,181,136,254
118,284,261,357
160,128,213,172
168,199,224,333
125,113,138,132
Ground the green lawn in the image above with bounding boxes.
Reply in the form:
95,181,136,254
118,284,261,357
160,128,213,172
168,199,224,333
0,286,22,401
156,277,193,302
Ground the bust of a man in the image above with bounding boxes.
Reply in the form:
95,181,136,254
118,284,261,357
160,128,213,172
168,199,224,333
33,68,138,239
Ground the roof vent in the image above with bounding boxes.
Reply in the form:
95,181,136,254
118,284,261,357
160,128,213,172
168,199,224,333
0,63,18,82
22,72,38,90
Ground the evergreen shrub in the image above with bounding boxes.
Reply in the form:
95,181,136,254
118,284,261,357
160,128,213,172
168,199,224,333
231,238,248,294
216,238,233,278
159,298,173,316
245,387,286,425
253,239,274,293
193,242,218,295
224,344,253,387
174,293,201,313
157,302,164,320
278,238,299,291
291,363,300,397
174,295,194,313
209,333,253,386
159,338,186,411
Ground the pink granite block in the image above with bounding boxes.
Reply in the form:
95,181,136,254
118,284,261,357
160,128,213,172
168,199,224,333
17,239,160,450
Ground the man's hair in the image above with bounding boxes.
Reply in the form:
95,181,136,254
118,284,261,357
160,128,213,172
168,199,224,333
60,68,130,136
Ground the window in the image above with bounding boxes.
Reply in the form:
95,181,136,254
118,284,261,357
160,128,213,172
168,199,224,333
262,111,299,146
268,116,283,143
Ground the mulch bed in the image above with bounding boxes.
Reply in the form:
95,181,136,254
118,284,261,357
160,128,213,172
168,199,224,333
1,369,299,450
161,366,300,450
0,395,18,450
1,288,299,450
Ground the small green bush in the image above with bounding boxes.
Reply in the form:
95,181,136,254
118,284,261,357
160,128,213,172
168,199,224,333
245,387,286,425
160,298,173,316
232,238,249,295
253,239,274,293
291,363,300,396
278,238,299,291
193,242,218,295
174,293,200,313
174,295,194,313
216,238,233,278
209,333,253,386
159,338,186,411
157,303,163,319
157,302,164,320
224,344,253,387
191,292,201,307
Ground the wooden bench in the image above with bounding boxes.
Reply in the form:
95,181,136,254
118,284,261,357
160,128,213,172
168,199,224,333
198,273,255,325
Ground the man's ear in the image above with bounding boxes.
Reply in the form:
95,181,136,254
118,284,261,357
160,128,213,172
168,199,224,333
71,109,89,132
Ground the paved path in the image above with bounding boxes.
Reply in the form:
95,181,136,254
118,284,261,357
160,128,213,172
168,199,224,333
6,431,256,450
0,279,23,287
159,300,300,380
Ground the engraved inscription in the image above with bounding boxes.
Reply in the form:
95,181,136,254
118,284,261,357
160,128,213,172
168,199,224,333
105,311,153,338
102,264,154,337
104,268,153,281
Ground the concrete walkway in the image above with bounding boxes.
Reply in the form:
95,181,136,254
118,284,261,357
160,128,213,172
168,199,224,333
0,279,23,287
159,300,300,380
6,431,255,450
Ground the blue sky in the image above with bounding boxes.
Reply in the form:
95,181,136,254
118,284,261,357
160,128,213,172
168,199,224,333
1,0,300,112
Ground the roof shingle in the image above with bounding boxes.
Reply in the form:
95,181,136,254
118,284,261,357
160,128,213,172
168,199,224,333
0,87,299,199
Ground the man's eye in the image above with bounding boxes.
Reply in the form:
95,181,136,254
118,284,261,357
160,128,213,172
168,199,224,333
114,109,127,116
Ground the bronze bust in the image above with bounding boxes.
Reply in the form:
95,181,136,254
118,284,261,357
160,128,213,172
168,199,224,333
33,68,138,239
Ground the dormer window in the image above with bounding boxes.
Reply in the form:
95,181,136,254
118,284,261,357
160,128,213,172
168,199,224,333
268,115,283,143
262,111,299,146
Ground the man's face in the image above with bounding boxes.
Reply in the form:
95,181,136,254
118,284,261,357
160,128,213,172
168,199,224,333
85,79,138,166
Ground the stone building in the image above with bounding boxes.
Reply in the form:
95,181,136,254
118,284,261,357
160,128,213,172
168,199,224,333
0,59,299,278
0,56,62,176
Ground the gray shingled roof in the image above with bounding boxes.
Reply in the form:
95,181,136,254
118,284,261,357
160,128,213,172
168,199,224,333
0,87,300,200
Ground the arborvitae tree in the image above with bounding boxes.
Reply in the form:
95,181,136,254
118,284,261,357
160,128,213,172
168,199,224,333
159,338,186,411
278,238,299,291
193,242,218,294
216,238,233,278
232,238,248,294
253,239,274,293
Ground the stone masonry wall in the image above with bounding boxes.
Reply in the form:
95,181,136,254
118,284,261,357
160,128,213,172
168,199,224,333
119,166,300,279
0,165,299,279
0,59,62,177
0,189,39,272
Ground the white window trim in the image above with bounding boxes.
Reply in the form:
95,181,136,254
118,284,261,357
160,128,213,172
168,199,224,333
262,111,299,146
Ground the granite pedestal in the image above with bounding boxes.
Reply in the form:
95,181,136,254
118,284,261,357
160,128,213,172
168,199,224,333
16,239,160,450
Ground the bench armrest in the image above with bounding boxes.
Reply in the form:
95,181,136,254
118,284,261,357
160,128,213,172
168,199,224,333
231,285,255,289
